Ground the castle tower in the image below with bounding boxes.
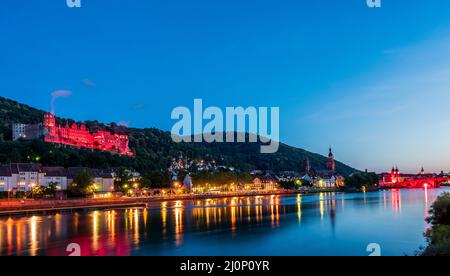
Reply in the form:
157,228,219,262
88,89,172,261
327,147,336,172
43,113,56,128
43,113,57,142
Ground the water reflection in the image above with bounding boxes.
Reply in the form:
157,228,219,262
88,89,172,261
106,210,116,244
319,193,325,220
0,188,448,256
297,194,302,223
174,201,184,246
391,189,402,213
424,185,429,230
29,216,38,256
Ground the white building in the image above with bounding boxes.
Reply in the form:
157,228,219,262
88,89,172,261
43,167,68,190
12,123,26,141
314,175,336,188
0,166,14,192
110,168,141,182
0,164,116,193
12,123,44,141
92,170,114,192
10,163,45,192
67,167,114,193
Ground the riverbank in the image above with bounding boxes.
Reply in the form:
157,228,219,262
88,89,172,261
0,188,339,216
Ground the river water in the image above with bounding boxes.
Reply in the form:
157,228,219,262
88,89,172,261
0,187,448,256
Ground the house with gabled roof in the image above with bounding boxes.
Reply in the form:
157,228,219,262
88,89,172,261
67,167,114,192
10,163,45,191
0,165,14,192
43,167,68,190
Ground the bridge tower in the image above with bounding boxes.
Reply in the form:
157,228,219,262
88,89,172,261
391,166,400,183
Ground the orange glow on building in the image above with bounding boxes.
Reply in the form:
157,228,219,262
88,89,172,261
43,113,134,156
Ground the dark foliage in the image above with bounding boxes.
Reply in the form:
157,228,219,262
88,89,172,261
422,192,450,256
344,172,379,190
191,171,252,186
68,169,95,198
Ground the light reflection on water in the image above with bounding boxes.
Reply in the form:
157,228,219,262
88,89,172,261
0,187,448,256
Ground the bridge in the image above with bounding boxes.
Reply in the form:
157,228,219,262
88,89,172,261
379,167,450,189
382,177,450,189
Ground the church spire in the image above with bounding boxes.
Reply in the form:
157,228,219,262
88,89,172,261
327,147,336,172
305,157,311,174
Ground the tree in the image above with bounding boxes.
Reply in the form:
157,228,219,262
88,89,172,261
69,169,95,197
140,171,171,189
114,167,132,192
31,186,46,199
9,148,22,163
279,180,296,190
344,172,378,190
237,172,252,184
302,179,312,187
45,183,57,198
426,192,450,226
139,174,152,188
422,192,450,256
31,184,56,199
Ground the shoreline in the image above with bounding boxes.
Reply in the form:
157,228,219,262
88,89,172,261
3,186,442,217
0,188,339,217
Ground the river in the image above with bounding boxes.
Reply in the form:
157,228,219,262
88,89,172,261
0,187,448,256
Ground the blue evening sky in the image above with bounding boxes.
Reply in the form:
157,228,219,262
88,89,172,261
1,0,450,173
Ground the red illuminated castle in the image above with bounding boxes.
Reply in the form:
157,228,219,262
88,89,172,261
43,113,134,156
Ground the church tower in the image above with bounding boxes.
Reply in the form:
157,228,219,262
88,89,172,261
327,147,336,172
305,158,311,174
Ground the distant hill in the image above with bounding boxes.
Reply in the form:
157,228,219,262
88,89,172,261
0,96,359,175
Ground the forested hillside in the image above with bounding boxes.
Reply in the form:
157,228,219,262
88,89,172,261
0,96,359,175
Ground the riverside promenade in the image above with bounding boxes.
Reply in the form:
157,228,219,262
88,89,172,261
0,188,338,216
